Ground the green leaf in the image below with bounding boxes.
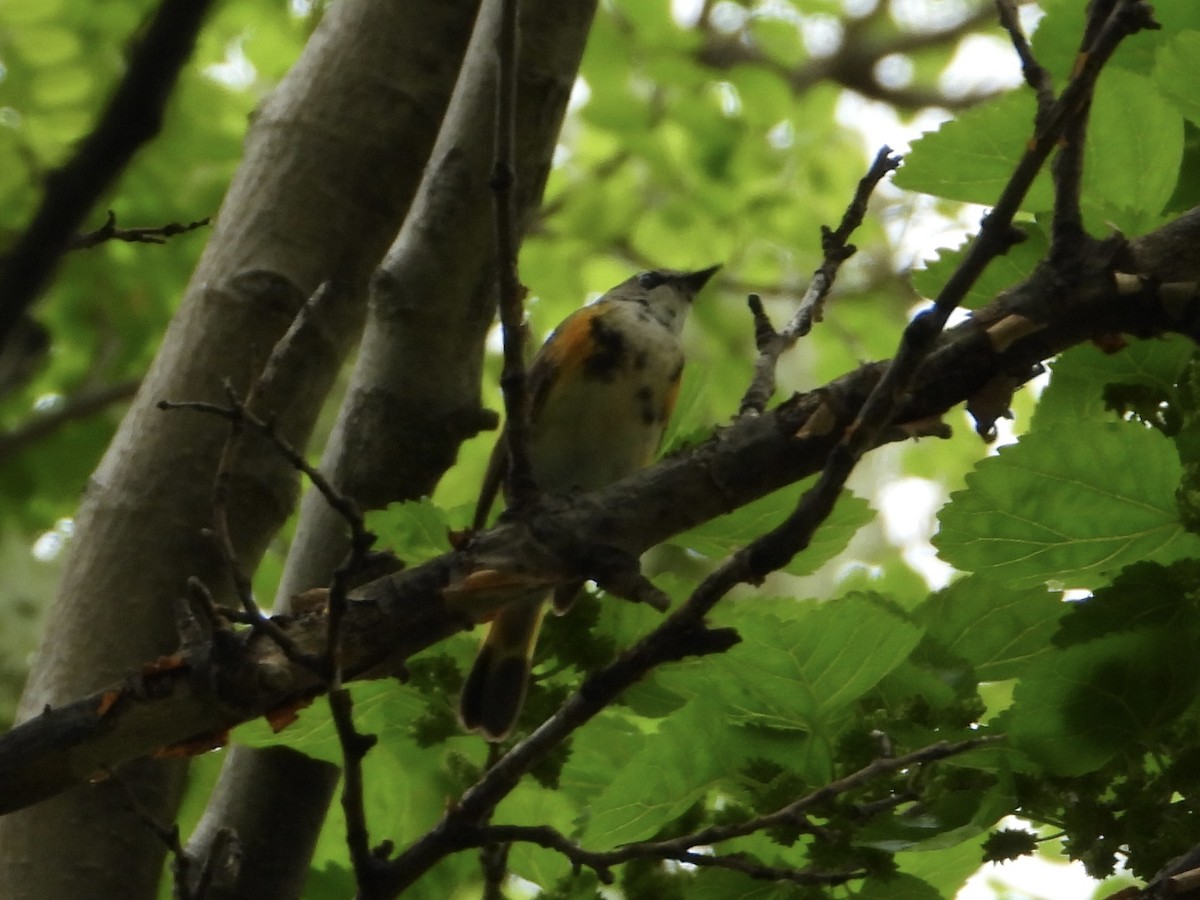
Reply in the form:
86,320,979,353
366,497,464,563
935,422,1200,589
725,65,794,126
895,90,1054,210
1032,338,1193,430
581,692,739,847
301,863,355,900
580,684,826,848
670,482,874,575
895,834,992,898
684,868,795,899
1053,560,1200,646
12,26,80,66
1008,623,1200,776
496,785,580,888
558,712,647,807
748,16,804,67
856,777,1011,852
1154,31,1200,125
912,224,1047,309
1083,68,1183,231
918,576,1067,681
855,873,943,900
709,594,924,730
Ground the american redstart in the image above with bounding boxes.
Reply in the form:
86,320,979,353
461,265,720,740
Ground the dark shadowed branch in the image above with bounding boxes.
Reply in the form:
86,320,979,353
476,737,997,886
68,211,210,250
0,201,1197,817
0,0,218,347
491,0,536,515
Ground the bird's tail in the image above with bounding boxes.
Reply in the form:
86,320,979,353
460,596,547,741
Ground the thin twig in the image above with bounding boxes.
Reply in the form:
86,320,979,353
474,737,994,886
105,766,200,900
483,822,866,886
162,360,385,891
68,210,210,249
323,458,386,897
738,146,901,416
0,0,218,347
491,0,536,513
995,0,1054,105
1048,0,1130,258
158,399,365,548
189,385,323,671
330,686,383,896
156,393,369,671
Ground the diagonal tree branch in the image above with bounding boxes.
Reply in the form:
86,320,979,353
0,200,1197,818
472,736,996,886
0,0,218,347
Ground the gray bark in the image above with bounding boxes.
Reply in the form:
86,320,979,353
185,1,597,895
0,0,479,897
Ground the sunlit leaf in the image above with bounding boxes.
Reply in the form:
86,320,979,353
935,422,1200,589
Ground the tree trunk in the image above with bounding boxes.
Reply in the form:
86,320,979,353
184,2,597,895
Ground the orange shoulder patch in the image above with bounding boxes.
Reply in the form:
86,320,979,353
537,304,607,392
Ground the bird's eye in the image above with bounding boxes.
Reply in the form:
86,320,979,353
637,271,666,290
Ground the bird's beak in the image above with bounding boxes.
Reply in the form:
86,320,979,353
679,264,722,294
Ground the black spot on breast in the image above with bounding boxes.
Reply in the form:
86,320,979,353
636,385,657,424
634,351,649,371
584,315,627,381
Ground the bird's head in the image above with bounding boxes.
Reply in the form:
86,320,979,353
606,264,721,333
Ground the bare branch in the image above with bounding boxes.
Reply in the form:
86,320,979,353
739,146,902,416
0,0,218,346
5,204,1197,817
68,211,210,250
105,766,229,900
156,392,368,672
450,738,994,891
995,0,1054,104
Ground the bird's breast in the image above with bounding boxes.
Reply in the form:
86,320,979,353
529,303,685,493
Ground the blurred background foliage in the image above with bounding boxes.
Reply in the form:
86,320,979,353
4,0,1199,896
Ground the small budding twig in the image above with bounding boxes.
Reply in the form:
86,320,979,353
68,210,210,249
157,390,369,673
738,146,902,416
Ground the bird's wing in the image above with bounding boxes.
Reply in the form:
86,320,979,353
472,314,574,530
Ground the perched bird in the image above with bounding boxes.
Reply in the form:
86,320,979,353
460,265,720,740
